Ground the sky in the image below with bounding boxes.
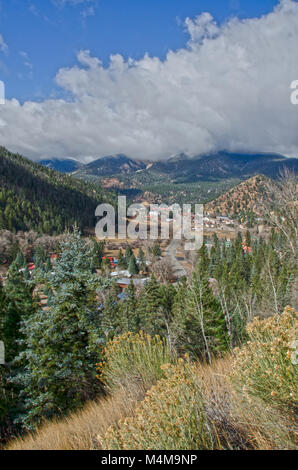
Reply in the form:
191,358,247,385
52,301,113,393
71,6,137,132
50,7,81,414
0,0,297,161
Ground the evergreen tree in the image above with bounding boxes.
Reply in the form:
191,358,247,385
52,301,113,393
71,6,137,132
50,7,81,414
15,251,25,269
245,230,252,247
15,229,110,428
92,240,105,269
137,278,170,337
1,263,37,362
118,249,126,268
128,255,139,275
0,268,37,441
197,243,209,275
171,273,229,362
100,283,121,339
137,247,146,271
124,245,133,267
152,243,162,258
45,258,52,273
117,281,140,334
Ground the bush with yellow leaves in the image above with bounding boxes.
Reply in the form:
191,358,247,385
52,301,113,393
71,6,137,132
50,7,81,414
231,306,298,412
97,331,175,392
101,359,216,450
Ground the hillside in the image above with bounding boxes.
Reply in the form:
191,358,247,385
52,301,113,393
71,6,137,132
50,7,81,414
205,174,271,219
0,147,115,234
6,308,297,451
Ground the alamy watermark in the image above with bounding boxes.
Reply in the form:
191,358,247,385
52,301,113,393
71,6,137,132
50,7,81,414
0,80,5,105
290,80,298,105
95,196,203,251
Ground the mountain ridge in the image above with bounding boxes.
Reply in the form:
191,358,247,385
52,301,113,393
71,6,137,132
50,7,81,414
72,151,297,183
0,147,114,234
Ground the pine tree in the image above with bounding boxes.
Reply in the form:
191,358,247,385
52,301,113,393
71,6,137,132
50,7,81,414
171,273,228,362
137,278,169,337
117,281,139,334
245,230,251,247
197,243,209,275
1,263,37,362
125,245,133,265
15,229,110,428
15,251,25,269
0,268,37,441
118,249,126,268
45,258,52,273
128,255,139,275
92,240,105,269
137,247,146,271
100,283,121,339
152,243,162,257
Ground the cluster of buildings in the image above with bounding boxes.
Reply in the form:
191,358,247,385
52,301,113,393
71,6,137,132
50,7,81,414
203,215,235,229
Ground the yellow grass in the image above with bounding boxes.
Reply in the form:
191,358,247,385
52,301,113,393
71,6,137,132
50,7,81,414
6,388,139,451
6,355,296,450
102,357,297,450
6,310,298,450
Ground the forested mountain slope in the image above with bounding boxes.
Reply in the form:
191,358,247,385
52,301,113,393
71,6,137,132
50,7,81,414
205,174,270,218
0,147,115,234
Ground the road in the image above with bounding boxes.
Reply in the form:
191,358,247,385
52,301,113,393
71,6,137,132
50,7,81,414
164,239,188,279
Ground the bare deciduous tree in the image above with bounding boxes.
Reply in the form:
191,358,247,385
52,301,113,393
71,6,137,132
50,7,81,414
262,168,297,257
150,258,174,283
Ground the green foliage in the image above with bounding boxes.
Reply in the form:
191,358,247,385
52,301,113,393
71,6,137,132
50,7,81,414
103,360,213,450
171,274,229,361
137,247,146,271
0,146,115,234
117,281,139,334
100,283,121,340
231,307,298,412
152,243,162,257
124,245,133,266
118,249,126,268
0,263,38,442
14,229,110,428
128,255,139,275
92,240,105,269
1,263,38,362
137,278,173,338
97,331,175,392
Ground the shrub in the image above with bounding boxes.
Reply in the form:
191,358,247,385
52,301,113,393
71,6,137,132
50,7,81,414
97,331,175,392
101,359,216,450
231,306,298,412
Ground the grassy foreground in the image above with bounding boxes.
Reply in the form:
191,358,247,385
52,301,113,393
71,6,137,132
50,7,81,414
6,308,298,450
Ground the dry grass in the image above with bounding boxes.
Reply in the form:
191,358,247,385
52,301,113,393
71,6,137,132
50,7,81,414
6,355,297,450
102,357,297,450
6,388,140,451
5,311,298,450
195,358,297,450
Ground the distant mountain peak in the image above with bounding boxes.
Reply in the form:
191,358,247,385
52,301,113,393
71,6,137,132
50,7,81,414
39,158,82,173
74,154,147,178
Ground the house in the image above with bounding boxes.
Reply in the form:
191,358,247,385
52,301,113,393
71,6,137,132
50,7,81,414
116,278,149,290
116,279,132,289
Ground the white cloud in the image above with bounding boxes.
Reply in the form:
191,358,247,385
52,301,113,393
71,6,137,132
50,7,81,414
0,0,298,161
53,0,96,7
0,34,8,54
19,51,33,70
81,6,95,19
